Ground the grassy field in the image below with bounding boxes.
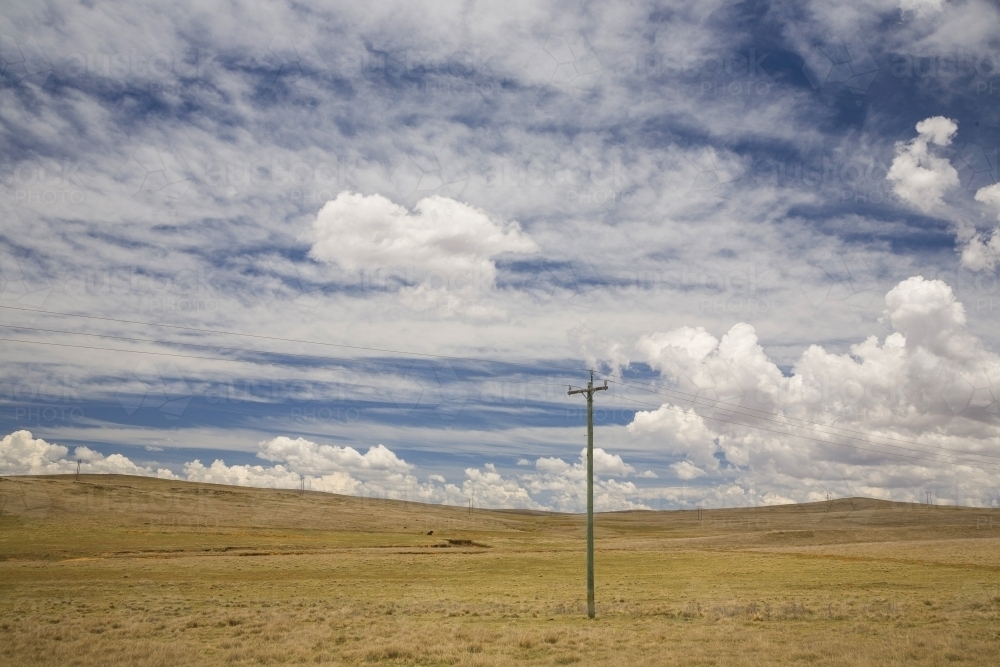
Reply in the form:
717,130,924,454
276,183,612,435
1,475,999,666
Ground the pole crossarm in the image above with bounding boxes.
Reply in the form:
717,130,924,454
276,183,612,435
567,371,608,620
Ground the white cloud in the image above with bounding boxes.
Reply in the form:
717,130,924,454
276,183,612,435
573,326,630,375
463,466,540,508
0,430,176,478
883,276,973,357
0,430,70,475
628,404,720,469
309,192,537,317
591,447,636,476
521,448,650,511
621,276,1000,507
976,183,1000,219
959,229,1000,273
670,460,706,480
535,456,572,474
3,1,999,514
961,184,1000,272
0,430,655,511
256,436,412,476
183,460,286,488
886,116,959,212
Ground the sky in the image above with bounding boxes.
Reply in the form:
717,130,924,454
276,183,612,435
2,0,1000,511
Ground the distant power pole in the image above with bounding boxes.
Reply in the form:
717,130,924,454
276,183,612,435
568,371,608,620
76,459,81,482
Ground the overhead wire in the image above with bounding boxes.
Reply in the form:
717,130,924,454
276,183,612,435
1,303,998,470
1,303,987,452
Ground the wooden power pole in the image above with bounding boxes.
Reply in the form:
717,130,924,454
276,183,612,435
568,371,607,619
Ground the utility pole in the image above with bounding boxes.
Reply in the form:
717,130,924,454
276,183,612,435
76,459,81,482
568,371,608,620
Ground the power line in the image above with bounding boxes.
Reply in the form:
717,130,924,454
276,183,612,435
5,321,994,463
3,304,997,468
4,334,998,474
4,303,993,455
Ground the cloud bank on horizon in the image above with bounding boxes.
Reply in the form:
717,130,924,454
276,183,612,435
4,275,998,508
2,0,999,509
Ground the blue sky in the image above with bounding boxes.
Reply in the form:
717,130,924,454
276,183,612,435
2,0,1000,510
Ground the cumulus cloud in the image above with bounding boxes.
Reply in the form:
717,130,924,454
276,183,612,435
960,228,1000,273
0,430,71,475
573,326,630,375
0,430,176,478
0,430,660,511
309,192,537,317
976,183,1000,218
628,403,720,469
185,435,461,503
670,460,706,480
622,276,1000,507
886,116,959,212
960,184,1000,272
518,448,650,511
256,436,412,475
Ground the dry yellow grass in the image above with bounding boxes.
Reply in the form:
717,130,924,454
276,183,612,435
2,475,999,666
